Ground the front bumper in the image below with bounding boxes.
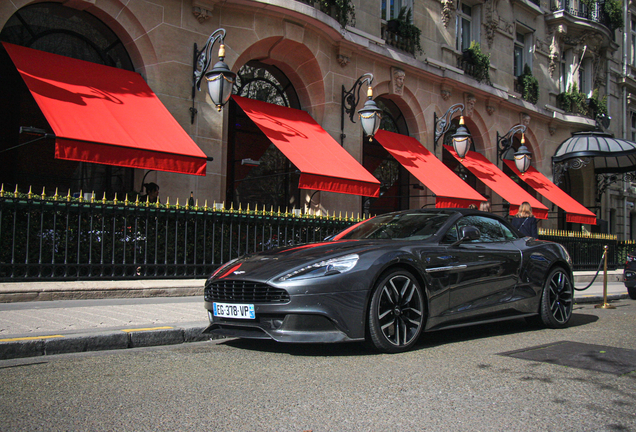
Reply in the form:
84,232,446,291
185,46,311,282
203,290,368,343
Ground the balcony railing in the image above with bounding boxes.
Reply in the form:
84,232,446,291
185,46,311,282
381,23,417,55
550,0,610,28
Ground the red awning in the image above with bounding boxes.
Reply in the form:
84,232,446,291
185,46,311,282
503,160,597,224
233,96,380,197
445,146,549,219
374,130,485,207
3,42,208,176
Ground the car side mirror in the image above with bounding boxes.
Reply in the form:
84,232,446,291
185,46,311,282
451,226,480,246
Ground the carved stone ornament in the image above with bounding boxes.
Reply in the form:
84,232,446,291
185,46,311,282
548,24,566,78
464,93,476,118
192,6,213,22
441,0,455,28
520,113,531,127
391,67,405,96
484,0,499,48
441,88,452,101
486,104,495,116
548,122,557,136
337,54,350,67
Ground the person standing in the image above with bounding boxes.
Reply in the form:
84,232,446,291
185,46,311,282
140,182,160,203
478,201,491,212
511,201,538,238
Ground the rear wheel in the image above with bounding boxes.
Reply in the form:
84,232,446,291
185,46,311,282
367,270,425,353
539,267,573,328
628,286,636,300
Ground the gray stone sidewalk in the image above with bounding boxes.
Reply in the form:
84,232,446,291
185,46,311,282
0,270,630,361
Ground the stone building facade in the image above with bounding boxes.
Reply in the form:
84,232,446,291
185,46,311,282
1,0,635,237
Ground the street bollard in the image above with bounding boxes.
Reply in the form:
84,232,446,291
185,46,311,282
595,245,616,309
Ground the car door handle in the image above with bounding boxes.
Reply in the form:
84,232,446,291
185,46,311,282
426,265,467,273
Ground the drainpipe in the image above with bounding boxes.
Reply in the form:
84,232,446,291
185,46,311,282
623,3,629,239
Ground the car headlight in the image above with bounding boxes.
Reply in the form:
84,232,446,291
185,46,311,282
277,254,359,282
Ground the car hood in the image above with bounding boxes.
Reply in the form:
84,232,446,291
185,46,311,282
211,239,391,282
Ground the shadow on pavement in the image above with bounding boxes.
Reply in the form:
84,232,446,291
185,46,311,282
219,312,599,356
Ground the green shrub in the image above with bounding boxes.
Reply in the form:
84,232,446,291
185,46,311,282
319,0,355,28
463,41,491,84
387,7,423,54
518,64,539,104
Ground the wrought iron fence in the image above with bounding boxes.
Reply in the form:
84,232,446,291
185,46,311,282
539,228,629,271
0,191,355,281
1,189,631,280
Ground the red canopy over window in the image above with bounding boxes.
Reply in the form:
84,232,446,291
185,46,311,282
503,160,597,224
4,42,208,176
374,130,485,207
233,96,380,197
445,146,549,219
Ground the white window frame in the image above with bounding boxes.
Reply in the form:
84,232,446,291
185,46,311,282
631,17,636,66
514,24,534,77
579,57,593,97
561,49,573,92
456,2,473,51
382,0,414,21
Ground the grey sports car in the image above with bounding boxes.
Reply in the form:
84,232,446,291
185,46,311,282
203,209,573,353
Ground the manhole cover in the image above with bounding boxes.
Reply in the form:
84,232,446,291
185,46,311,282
500,341,636,375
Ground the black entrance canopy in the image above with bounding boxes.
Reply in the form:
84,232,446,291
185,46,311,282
553,131,636,201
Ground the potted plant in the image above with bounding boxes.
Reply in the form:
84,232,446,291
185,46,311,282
318,0,355,28
604,0,624,30
386,7,423,54
557,83,588,115
462,41,491,84
518,64,539,104
588,88,608,118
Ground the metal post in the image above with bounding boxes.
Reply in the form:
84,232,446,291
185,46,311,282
595,245,616,309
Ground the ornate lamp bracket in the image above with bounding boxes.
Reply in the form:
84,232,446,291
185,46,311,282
433,103,464,152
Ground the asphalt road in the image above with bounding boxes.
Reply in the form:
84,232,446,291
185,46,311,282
1,301,635,432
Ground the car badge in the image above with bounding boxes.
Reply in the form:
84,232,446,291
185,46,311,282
233,270,245,275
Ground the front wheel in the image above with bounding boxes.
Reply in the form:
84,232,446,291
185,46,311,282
539,267,573,328
367,270,425,353
628,286,636,300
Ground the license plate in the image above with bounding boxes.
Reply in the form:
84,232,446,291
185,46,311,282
213,302,255,319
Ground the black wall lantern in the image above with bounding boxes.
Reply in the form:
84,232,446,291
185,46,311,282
497,124,531,174
450,116,472,159
191,28,236,123
340,73,382,144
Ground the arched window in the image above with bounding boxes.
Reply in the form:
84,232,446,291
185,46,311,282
1,3,132,68
226,61,301,210
363,98,410,215
0,3,134,196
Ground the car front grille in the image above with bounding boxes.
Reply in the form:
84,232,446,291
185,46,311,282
205,280,290,303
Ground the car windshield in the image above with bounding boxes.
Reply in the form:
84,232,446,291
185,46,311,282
337,212,451,241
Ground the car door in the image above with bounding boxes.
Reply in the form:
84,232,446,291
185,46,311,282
440,215,522,319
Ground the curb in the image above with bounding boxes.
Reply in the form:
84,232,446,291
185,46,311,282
574,293,630,304
0,280,204,303
0,323,217,361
